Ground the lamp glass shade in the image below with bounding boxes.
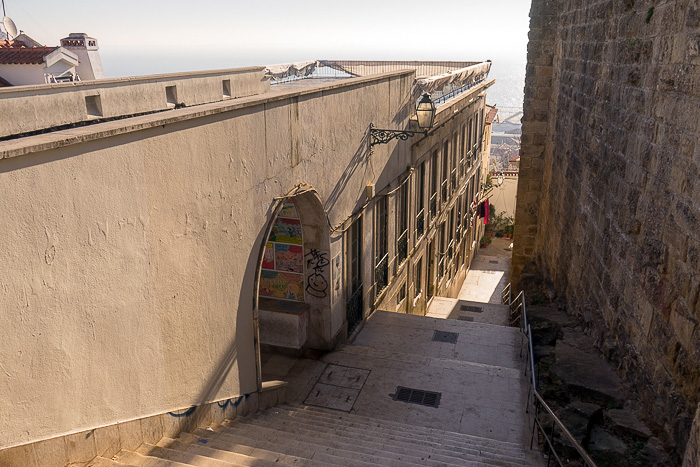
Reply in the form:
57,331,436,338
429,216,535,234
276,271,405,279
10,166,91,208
415,93,435,130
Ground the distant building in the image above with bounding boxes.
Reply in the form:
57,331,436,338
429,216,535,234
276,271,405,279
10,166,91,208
0,32,103,86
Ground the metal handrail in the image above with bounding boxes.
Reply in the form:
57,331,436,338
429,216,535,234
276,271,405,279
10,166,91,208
503,284,598,467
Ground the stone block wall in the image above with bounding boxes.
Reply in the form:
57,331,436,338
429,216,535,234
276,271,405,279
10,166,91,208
513,0,700,459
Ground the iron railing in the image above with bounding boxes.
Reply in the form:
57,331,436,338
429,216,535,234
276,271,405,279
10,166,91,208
416,208,425,239
346,286,363,335
397,230,408,265
503,287,598,467
374,254,389,296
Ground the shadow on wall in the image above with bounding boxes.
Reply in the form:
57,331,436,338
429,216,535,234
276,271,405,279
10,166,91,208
177,201,277,432
324,129,370,215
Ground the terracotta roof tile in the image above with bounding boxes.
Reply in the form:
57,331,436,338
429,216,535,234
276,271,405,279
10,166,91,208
0,46,57,65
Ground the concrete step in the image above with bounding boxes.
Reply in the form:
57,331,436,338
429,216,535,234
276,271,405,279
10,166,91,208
282,403,527,455
235,413,529,467
113,449,194,467
136,443,237,467
188,428,379,467
158,436,323,466
86,457,139,467
250,406,531,464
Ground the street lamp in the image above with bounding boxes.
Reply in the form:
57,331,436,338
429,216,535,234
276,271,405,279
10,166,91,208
370,93,436,147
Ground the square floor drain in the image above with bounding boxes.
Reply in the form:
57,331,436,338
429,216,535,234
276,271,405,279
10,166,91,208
457,316,474,321
432,330,459,344
304,364,370,412
489,260,499,264
392,386,441,408
460,305,483,313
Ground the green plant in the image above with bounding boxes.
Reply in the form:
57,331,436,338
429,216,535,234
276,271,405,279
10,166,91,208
480,235,492,245
645,6,654,23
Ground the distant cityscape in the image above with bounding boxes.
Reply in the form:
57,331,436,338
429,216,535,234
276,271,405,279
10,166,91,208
485,60,524,172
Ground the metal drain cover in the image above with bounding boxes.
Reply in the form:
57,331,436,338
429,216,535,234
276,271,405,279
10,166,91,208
457,316,474,321
392,386,441,408
432,330,459,344
460,305,483,313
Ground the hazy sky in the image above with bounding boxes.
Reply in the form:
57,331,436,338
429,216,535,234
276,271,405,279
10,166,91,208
3,0,531,77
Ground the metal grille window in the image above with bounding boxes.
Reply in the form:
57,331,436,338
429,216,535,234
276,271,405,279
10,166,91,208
347,217,363,334
448,208,455,261
438,222,445,279
375,197,388,296
472,116,478,155
456,197,462,242
459,125,466,178
415,258,423,298
441,141,448,204
451,134,458,193
416,161,425,239
430,150,438,219
467,118,473,169
397,183,408,265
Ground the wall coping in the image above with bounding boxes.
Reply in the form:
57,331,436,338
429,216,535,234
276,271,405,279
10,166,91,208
0,69,415,161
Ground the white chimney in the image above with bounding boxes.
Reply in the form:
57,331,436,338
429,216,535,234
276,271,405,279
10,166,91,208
60,33,105,80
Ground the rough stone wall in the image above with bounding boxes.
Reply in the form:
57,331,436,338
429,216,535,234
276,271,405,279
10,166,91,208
513,0,700,458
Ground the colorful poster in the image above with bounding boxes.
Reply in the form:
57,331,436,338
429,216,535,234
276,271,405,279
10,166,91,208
279,202,299,219
275,244,303,273
259,270,304,301
262,242,275,269
269,217,302,244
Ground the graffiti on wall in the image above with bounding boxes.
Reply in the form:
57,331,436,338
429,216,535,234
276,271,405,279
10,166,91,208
305,249,329,298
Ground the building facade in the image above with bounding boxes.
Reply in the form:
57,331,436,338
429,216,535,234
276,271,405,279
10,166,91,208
0,61,493,459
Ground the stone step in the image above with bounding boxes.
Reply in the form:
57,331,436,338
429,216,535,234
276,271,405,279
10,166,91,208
282,403,527,455
188,428,382,467
86,457,139,467
136,443,237,467
234,414,529,467
158,436,325,466
114,449,194,467
211,424,434,467
327,344,523,378
247,407,530,465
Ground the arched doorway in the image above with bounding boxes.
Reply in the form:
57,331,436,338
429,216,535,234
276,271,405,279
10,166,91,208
253,189,332,383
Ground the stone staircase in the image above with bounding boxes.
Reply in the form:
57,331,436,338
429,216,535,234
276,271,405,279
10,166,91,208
88,403,539,466
85,310,543,466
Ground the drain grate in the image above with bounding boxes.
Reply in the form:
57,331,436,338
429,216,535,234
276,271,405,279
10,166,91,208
460,305,483,313
432,330,459,344
393,386,441,408
489,260,499,264
457,316,474,321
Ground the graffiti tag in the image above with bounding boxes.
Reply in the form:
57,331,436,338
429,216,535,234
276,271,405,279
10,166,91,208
305,249,329,298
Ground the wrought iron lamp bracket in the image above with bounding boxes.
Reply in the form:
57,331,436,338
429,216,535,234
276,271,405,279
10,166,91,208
369,123,427,147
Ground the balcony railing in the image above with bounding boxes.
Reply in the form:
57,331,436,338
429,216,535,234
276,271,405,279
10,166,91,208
416,208,425,239
397,230,408,265
374,254,389,296
346,286,363,335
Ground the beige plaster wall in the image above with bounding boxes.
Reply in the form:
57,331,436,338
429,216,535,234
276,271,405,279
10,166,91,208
0,70,413,448
0,67,268,138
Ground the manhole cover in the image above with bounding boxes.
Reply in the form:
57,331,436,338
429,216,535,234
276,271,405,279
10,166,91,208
457,316,474,321
460,305,483,313
392,386,441,408
432,330,459,344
